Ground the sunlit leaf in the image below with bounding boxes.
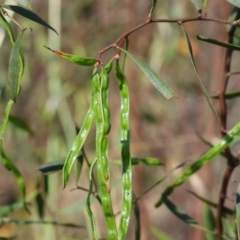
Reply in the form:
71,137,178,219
197,35,240,51
2,5,58,35
14,0,32,9
8,33,23,102
227,0,240,8
181,26,220,123
155,122,240,207
44,46,97,66
118,47,176,99
222,217,236,239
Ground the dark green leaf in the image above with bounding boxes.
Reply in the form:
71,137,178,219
118,47,176,99
113,157,164,166
181,26,220,123
163,198,229,239
38,159,65,175
35,193,44,219
0,86,6,100
76,151,84,185
14,0,32,9
197,35,240,51
210,91,240,100
8,33,23,102
3,5,58,35
9,115,33,134
204,205,217,240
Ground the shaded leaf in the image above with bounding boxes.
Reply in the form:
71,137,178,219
222,217,236,239
8,33,23,102
155,122,240,207
181,26,220,123
204,205,217,240
188,190,234,216
2,5,58,35
38,159,65,175
148,0,157,18
118,47,176,99
197,35,240,51
163,198,230,239
76,151,84,185
0,86,7,101
14,0,32,9
44,46,97,66
9,115,33,134
35,193,44,219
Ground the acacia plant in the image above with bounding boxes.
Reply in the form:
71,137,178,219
1,0,240,239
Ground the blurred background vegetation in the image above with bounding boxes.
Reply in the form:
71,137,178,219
0,0,239,239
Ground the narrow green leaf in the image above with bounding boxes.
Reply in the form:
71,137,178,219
148,0,157,18
2,5,58,35
9,115,33,134
211,91,240,100
236,181,240,239
163,198,230,239
197,35,240,51
191,0,202,14
38,159,64,175
118,47,176,99
151,227,173,240
8,33,23,102
204,0,209,9
44,46,97,66
204,205,217,240
155,122,240,207
181,26,220,123
62,99,94,188
35,193,44,219
14,0,32,9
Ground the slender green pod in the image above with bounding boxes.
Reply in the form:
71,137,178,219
115,60,132,240
92,67,117,239
62,69,96,187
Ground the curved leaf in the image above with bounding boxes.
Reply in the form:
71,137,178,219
38,159,65,175
118,47,176,99
44,46,97,66
9,115,33,134
14,0,32,9
2,5,58,35
181,26,220,123
227,0,240,8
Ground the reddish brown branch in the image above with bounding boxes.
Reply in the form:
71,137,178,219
216,9,240,240
98,15,240,62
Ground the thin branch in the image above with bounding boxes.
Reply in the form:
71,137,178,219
98,15,240,61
